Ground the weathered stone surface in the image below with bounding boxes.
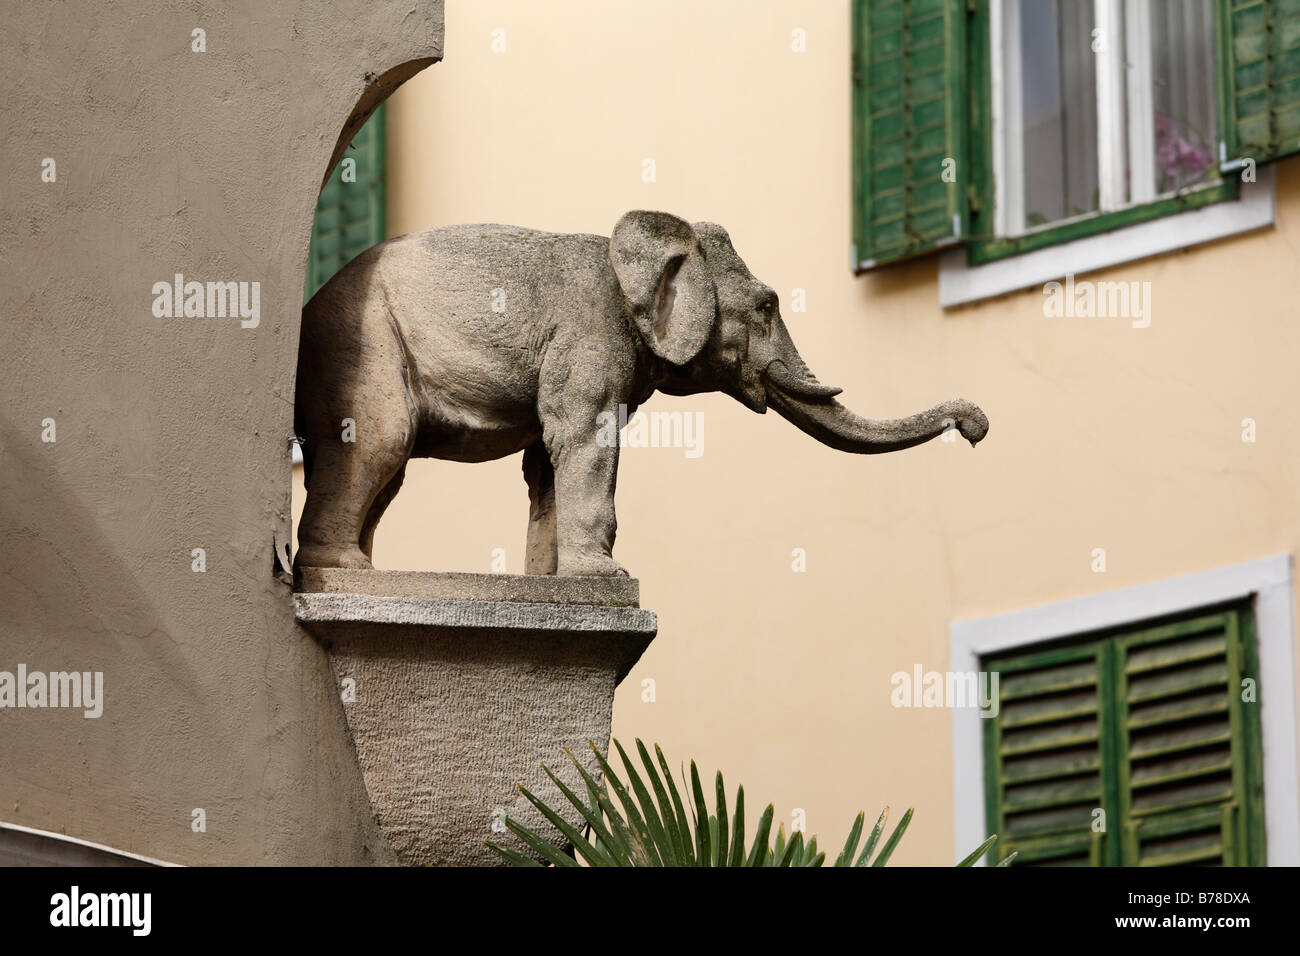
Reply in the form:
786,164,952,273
296,567,641,607
0,0,443,865
299,591,654,646
294,212,989,578
295,573,656,866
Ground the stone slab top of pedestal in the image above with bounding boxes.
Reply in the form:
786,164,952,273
295,567,641,607
292,569,657,656
293,590,657,638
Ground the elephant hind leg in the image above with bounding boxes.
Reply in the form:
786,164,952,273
360,464,407,562
296,427,410,571
295,289,419,571
522,442,557,575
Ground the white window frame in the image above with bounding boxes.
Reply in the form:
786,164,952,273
939,166,1275,307
950,554,1300,866
942,0,1273,308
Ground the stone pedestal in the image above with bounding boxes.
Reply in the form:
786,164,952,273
294,569,656,866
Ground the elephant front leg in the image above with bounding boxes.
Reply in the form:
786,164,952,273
548,429,626,577
522,442,557,574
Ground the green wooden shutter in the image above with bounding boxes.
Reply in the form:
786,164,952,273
983,605,1266,866
1115,610,1265,866
1217,0,1300,169
852,0,968,272
305,104,387,302
983,640,1113,866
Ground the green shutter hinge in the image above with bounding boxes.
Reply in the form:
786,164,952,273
967,185,980,213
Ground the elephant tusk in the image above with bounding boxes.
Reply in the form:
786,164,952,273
765,360,843,400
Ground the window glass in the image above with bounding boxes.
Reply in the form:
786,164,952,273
1147,0,1218,194
1019,0,1100,227
997,0,1219,239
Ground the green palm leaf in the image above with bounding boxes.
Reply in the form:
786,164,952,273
612,740,675,865
855,806,890,866
635,740,691,865
587,742,662,866
689,761,712,865
713,772,729,867
870,807,914,866
653,744,695,863
484,738,1009,869
835,811,865,867
745,803,775,867
958,833,999,867
775,830,803,867
517,776,614,868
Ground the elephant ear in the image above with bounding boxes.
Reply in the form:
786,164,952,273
609,210,717,365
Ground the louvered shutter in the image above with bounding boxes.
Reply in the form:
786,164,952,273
1218,0,1300,168
1115,610,1265,866
852,0,968,271
305,104,387,302
983,605,1266,867
983,641,1111,866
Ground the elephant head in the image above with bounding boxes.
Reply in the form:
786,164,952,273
609,210,989,452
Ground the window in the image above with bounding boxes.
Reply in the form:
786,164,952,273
978,0,1230,262
305,103,387,302
982,604,1265,866
949,555,1300,867
851,0,1299,273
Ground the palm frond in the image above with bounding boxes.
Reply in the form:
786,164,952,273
484,738,1012,868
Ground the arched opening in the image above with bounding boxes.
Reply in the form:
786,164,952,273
284,59,438,579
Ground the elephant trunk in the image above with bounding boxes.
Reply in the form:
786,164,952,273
766,381,988,453
761,317,988,452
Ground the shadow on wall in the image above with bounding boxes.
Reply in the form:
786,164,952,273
0,419,183,668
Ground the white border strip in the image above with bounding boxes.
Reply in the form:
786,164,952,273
0,820,178,867
990,0,1022,237
1124,0,1157,204
950,554,1299,865
1095,0,1128,212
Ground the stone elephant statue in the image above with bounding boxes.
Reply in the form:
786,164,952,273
293,210,988,576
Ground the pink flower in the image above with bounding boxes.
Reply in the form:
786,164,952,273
1154,113,1212,186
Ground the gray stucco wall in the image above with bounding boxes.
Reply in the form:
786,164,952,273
0,0,444,864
